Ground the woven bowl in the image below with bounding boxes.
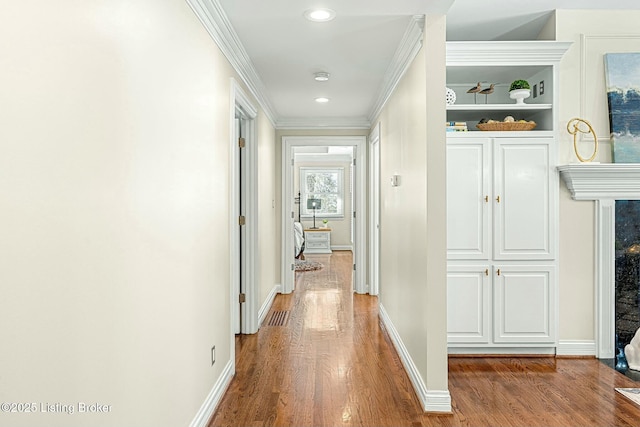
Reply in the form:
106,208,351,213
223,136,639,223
476,122,537,131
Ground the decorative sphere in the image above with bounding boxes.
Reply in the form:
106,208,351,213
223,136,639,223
446,87,456,105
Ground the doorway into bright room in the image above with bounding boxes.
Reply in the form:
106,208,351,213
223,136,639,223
282,136,367,296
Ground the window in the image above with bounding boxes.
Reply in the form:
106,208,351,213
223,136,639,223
300,167,344,218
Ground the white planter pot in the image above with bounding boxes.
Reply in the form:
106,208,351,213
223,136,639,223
509,88,531,104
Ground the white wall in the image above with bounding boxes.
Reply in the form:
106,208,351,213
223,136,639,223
553,10,640,344
373,14,449,402
257,115,279,313
0,1,276,426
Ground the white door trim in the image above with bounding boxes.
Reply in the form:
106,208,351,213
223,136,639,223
230,79,259,337
281,136,367,294
369,124,381,296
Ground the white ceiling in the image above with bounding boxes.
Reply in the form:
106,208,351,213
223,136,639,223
214,0,640,128
446,0,640,41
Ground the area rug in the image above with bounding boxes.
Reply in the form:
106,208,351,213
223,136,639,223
295,259,323,272
615,388,640,407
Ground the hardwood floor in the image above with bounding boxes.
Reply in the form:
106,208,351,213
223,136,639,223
208,251,640,427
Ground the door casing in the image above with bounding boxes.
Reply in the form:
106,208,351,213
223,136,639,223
281,135,367,294
369,124,381,296
230,79,259,340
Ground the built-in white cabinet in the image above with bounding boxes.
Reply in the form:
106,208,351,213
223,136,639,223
447,137,555,261
447,263,556,346
446,139,490,260
447,265,490,343
495,140,554,260
493,265,555,343
447,134,558,351
446,135,558,351
445,41,567,353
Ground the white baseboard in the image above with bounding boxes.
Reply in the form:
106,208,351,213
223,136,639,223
378,304,452,413
425,390,453,413
331,245,353,251
189,360,234,427
448,347,556,355
556,340,596,357
258,284,281,327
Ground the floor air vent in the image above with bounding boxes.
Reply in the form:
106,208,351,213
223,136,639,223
267,310,290,327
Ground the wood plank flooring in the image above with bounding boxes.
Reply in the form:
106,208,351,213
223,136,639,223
208,251,640,427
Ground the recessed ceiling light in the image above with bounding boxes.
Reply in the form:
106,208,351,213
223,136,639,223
304,8,336,22
314,72,330,82
315,97,330,103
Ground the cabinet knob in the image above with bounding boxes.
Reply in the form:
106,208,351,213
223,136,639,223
497,268,501,276
496,195,501,203
485,268,489,276
485,195,489,203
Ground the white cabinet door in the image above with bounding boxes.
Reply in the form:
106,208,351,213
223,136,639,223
447,265,490,343
493,265,556,343
446,139,491,259
493,139,554,260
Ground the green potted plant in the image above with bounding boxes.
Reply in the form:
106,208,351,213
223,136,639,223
509,79,531,104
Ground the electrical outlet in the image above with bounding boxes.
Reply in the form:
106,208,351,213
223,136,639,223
539,80,545,95
211,345,216,366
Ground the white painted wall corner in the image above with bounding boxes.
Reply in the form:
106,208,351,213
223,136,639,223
378,304,452,413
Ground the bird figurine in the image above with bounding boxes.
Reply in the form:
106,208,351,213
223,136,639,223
467,82,482,103
479,83,495,103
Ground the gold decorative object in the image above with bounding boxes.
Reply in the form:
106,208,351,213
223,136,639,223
566,118,598,162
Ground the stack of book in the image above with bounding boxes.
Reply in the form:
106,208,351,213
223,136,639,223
446,121,468,132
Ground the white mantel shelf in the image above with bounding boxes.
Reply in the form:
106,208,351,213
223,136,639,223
558,163,640,200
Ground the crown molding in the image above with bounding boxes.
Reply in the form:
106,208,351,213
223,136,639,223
446,40,572,66
368,15,425,123
185,0,278,127
276,117,371,130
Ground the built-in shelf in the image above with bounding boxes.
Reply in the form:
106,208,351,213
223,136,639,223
448,130,554,137
446,41,571,133
447,103,552,111
558,163,640,200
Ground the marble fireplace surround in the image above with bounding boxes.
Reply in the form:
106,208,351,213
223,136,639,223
559,163,640,358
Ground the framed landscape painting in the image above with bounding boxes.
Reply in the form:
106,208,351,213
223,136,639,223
604,53,640,162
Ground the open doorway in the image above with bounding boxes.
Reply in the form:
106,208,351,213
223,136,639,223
281,136,367,295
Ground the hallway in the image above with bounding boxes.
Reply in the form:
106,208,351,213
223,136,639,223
209,251,640,427
209,251,438,426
